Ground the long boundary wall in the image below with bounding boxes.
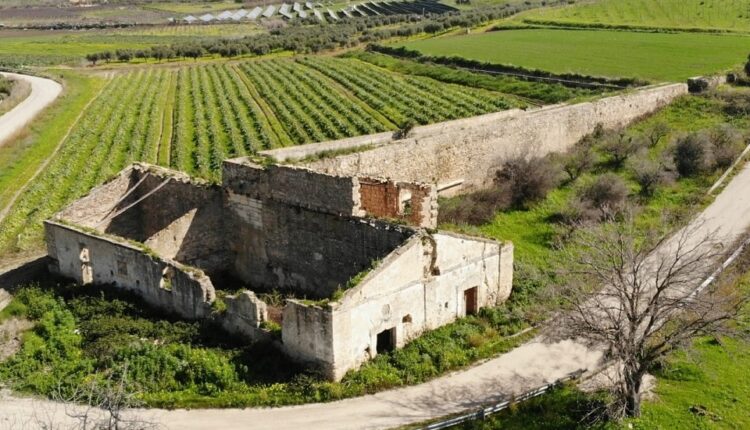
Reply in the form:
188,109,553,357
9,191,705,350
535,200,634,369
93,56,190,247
266,84,687,194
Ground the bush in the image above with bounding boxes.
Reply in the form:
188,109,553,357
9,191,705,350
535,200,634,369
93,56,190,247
709,124,744,168
602,132,644,168
672,132,714,177
579,174,629,220
562,143,595,181
631,158,666,197
495,156,559,209
646,121,671,147
438,187,509,226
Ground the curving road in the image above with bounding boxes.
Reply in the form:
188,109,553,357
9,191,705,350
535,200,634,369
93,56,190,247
2,160,750,429
0,72,62,147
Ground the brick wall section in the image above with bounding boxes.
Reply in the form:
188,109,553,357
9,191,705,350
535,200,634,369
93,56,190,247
359,179,400,219
358,178,437,228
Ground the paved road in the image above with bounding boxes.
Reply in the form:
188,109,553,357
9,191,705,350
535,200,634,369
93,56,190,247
2,152,750,430
0,72,62,147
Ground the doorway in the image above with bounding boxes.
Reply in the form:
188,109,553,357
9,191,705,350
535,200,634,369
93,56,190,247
376,327,396,354
464,287,478,315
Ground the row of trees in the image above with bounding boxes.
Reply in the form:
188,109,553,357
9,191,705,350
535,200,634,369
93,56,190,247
84,1,566,65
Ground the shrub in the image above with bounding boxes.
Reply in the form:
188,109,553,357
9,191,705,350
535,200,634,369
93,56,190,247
438,187,509,226
631,158,666,197
495,156,559,209
562,144,595,181
672,132,713,177
646,121,671,147
579,174,629,220
602,132,644,168
709,124,744,168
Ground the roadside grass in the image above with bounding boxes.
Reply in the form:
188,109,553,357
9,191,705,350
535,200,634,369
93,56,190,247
397,29,750,82
0,76,30,116
0,281,533,409
522,0,750,33
0,71,105,215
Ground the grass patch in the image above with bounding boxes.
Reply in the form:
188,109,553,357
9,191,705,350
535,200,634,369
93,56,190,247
397,29,750,82
0,282,532,409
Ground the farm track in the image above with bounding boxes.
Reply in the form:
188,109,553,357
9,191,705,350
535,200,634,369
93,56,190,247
0,73,105,224
0,72,61,147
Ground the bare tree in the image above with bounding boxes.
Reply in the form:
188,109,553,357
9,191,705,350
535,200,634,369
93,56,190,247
556,220,746,418
44,364,159,430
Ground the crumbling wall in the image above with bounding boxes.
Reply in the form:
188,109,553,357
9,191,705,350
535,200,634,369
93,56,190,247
223,159,361,217
45,221,270,341
358,178,438,228
220,291,270,342
223,160,415,299
284,232,514,381
282,300,335,375
45,221,214,320
287,84,687,194
54,164,228,274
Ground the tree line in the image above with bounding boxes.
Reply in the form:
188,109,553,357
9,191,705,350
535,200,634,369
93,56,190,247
84,1,567,65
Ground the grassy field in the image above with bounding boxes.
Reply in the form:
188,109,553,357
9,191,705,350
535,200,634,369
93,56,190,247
524,0,750,32
0,57,527,255
398,29,750,82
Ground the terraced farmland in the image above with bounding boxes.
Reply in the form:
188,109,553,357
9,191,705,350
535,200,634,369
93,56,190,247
0,57,517,253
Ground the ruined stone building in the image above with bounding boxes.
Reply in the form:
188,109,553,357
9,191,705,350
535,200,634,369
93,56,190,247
46,161,513,380
45,82,687,380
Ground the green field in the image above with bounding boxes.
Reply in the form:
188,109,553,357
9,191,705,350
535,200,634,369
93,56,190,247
0,26,264,66
399,29,750,81
0,57,521,254
524,0,750,32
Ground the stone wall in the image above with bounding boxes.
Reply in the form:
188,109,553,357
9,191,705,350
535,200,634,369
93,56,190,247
45,221,270,341
45,221,215,320
56,164,228,274
277,84,687,194
223,160,416,298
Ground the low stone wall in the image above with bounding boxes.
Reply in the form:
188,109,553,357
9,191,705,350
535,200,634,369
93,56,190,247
44,221,270,342
264,84,687,195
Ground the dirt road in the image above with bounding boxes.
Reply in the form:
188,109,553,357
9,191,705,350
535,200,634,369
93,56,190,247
0,72,62,147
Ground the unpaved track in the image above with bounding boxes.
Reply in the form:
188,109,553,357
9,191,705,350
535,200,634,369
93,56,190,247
0,72,62,147
2,153,750,429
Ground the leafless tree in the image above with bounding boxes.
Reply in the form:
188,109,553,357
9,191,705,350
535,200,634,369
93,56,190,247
555,219,746,419
41,364,159,430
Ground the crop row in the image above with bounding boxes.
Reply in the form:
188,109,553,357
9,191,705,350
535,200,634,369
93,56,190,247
1,58,513,253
